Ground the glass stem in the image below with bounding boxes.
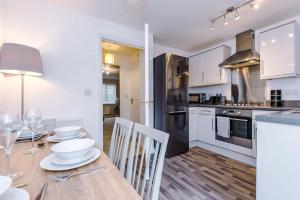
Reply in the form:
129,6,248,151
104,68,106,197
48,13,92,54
31,129,35,149
5,151,10,176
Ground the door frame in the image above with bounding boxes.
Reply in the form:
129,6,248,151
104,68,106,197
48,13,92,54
97,32,150,150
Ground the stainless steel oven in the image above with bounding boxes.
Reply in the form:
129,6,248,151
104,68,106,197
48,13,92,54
215,108,252,149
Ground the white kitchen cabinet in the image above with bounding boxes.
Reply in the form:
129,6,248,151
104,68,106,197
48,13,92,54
189,53,205,86
189,108,198,141
252,110,277,158
197,108,215,145
260,22,300,79
256,121,300,200
189,46,231,87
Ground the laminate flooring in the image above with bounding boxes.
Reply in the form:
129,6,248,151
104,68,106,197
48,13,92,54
159,147,256,200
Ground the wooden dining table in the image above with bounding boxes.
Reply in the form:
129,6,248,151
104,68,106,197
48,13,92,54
0,132,142,200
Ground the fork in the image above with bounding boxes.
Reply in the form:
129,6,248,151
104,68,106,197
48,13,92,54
35,182,48,200
48,166,106,182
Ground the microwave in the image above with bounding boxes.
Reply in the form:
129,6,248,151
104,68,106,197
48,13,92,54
189,93,206,104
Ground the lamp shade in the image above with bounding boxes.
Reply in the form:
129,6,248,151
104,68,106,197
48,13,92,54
0,43,43,76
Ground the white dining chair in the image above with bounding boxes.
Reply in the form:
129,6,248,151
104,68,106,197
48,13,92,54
109,117,134,176
126,123,169,200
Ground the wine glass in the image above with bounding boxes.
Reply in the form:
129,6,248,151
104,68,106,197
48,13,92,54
23,108,42,154
0,114,24,180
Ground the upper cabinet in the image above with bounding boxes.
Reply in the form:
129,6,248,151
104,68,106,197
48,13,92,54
189,46,231,87
260,22,300,79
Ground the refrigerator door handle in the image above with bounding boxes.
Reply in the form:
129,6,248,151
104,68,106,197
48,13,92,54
167,111,187,115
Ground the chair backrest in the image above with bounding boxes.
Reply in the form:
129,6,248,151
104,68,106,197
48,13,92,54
126,123,169,200
109,117,134,176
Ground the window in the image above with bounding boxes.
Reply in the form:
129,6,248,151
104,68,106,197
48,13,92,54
102,83,117,104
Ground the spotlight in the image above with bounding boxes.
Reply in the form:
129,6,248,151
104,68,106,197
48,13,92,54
250,1,260,10
223,15,229,26
235,9,240,21
211,21,215,30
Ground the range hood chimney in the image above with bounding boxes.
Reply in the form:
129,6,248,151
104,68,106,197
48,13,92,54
219,30,260,68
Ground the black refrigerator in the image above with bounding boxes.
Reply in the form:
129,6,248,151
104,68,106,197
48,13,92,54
153,53,189,158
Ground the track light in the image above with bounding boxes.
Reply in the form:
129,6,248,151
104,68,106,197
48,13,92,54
209,0,261,30
235,9,240,20
223,15,229,26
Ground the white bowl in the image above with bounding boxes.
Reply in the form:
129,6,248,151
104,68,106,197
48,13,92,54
0,176,12,196
54,126,81,139
51,138,95,160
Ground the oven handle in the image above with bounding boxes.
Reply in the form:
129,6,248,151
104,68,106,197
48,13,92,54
229,118,249,122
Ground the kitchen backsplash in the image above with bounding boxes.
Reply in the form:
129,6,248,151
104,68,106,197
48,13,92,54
189,84,231,100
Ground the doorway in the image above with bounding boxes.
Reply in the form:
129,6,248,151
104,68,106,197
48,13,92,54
101,40,142,153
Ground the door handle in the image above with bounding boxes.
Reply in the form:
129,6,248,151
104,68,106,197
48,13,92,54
168,111,186,115
253,123,257,139
212,117,214,131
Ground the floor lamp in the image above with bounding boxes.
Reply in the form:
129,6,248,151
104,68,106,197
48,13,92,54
0,43,43,117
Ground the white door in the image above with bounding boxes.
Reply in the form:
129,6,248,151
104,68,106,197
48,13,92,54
139,23,153,127
130,58,140,123
197,114,215,145
260,23,295,78
189,54,205,86
189,108,198,141
205,47,223,84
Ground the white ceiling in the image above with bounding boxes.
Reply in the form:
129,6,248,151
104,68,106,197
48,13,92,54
48,0,300,52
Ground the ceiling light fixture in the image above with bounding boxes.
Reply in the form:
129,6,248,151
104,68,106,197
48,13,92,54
235,9,240,21
210,0,260,30
249,1,260,10
223,15,229,26
211,21,215,30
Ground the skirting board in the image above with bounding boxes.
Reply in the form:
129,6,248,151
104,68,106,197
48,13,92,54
190,141,256,166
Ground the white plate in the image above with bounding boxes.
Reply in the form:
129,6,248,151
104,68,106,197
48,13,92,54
47,132,86,143
0,176,12,196
54,126,82,139
40,148,101,171
51,138,95,160
51,149,95,165
0,188,29,200
18,131,47,139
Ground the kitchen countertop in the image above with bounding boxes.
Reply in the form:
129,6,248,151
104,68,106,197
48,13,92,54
189,104,294,111
256,110,300,126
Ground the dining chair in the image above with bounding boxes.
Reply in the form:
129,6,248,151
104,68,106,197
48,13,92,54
109,117,134,176
126,123,169,200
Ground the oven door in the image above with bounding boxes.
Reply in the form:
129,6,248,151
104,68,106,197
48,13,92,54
216,116,252,149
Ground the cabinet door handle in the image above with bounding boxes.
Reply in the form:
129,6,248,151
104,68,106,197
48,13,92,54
220,68,222,80
253,123,257,139
212,117,214,131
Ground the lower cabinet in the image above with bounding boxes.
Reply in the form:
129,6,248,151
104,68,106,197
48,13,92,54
189,107,215,145
189,108,198,141
197,110,215,145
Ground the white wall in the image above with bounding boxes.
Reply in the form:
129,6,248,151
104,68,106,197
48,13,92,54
190,15,300,101
1,0,147,148
153,43,190,58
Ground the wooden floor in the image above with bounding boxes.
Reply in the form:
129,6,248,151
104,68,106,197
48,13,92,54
159,147,256,200
103,117,115,154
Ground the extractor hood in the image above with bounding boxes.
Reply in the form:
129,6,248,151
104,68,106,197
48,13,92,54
219,30,260,68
